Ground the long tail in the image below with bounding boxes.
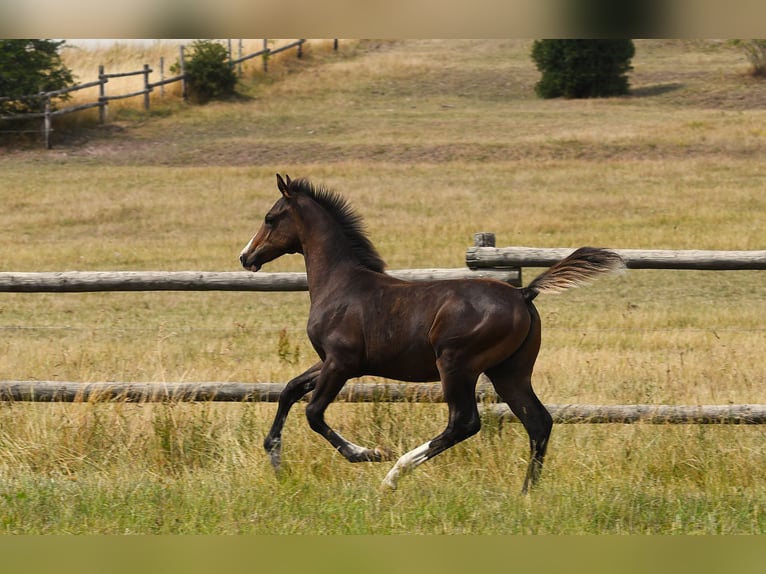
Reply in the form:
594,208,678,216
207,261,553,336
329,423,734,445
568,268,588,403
522,247,625,302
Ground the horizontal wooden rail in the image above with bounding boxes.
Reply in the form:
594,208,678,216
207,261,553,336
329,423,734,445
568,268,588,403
101,89,150,102
0,381,447,403
0,268,519,293
100,69,151,79
2,381,763,424
488,403,766,424
50,101,103,116
230,48,269,65
269,39,305,56
45,79,105,97
466,246,766,270
147,74,185,89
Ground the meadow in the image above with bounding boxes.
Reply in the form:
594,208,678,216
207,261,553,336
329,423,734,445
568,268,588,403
0,39,765,533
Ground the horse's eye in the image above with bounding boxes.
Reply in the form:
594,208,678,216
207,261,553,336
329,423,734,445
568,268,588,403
264,215,274,225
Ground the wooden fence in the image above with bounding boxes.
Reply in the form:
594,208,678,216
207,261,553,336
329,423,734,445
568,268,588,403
1,236,764,420
467,233,766,286
0,39,311,149
1,380,764,424
0,268,517,293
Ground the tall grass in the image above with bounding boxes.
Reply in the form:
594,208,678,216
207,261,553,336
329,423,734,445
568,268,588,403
1,39,765,533
2,401,763,533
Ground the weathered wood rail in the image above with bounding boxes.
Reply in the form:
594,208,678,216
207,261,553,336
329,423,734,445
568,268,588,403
0,268,518,293
3,236,763,420
2,381,763,424
467,245,766,270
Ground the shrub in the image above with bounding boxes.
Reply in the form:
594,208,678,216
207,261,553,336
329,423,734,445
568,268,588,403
0,39,75,115
531,39,635,99
176,40,237,104
740,39,766,78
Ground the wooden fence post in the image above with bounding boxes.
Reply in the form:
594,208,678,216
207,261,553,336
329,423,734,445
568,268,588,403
472,232,523,286
262,39,269,72
159,57,165,96
98,65,107,124
143,64,151,111
43,96,52,149
473,232,496,248
179,45,187,102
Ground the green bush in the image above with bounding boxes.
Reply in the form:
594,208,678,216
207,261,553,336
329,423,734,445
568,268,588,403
740,39,766,77
531,39,635,99
177,40,237,104
0,39,74,114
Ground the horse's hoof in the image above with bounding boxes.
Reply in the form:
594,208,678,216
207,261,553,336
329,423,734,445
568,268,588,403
268,449,282,472
380,476,398,491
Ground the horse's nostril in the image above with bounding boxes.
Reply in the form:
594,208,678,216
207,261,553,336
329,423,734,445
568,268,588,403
239,253,247,265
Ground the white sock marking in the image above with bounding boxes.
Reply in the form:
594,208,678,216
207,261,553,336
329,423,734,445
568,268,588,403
335,431,372,458
381,441,431,489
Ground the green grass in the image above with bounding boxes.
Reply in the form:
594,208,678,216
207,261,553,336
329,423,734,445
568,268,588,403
1,401,764,533
1,39,765,533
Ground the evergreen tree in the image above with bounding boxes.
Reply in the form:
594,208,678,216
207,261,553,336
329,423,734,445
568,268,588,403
531,40,635,99
0,39,74,114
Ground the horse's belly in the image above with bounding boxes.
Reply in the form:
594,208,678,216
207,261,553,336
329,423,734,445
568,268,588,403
363,347,440,382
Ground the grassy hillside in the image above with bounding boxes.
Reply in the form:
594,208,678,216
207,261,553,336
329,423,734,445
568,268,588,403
0,39,764,533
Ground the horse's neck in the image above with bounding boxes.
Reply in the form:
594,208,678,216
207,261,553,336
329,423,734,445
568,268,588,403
298,207,359,294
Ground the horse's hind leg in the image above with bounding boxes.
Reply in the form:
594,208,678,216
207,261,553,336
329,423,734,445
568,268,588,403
486,361,552,494
485,311,552,494
382,359,481,489
264,361,322,471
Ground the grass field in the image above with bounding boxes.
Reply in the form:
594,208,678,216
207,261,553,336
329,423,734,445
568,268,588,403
1,39,765,534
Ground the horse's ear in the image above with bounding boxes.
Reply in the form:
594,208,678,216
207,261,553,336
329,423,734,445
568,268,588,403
276,173,290,198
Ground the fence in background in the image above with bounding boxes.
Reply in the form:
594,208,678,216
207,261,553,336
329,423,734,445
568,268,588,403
1,235,764,421
0,39,313,149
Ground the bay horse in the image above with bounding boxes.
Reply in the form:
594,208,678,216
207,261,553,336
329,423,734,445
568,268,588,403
239,174,624,493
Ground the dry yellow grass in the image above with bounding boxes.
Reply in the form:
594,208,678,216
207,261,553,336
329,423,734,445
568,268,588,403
57,39,346,117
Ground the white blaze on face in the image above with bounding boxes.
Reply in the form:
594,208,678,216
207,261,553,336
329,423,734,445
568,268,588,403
239,235,257,261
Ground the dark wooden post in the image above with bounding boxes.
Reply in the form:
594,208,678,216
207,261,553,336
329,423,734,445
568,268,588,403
262,39,269,72
473,232,496,248
43,96,52,149
237,40,243,76
98,65,107,124
471,232,523,286
159,56,165,96
179,45,187,102
143,64,151,111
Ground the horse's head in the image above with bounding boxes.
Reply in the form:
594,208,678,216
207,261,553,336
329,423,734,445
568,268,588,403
239,174,303,272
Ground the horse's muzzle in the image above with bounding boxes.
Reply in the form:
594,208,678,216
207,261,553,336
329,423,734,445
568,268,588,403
239,252,261,272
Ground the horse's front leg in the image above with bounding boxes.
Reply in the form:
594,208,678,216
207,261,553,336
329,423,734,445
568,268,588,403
263,361,323,471
305,360,391,463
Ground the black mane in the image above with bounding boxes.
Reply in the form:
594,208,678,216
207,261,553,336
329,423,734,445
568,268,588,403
288,178,386,273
